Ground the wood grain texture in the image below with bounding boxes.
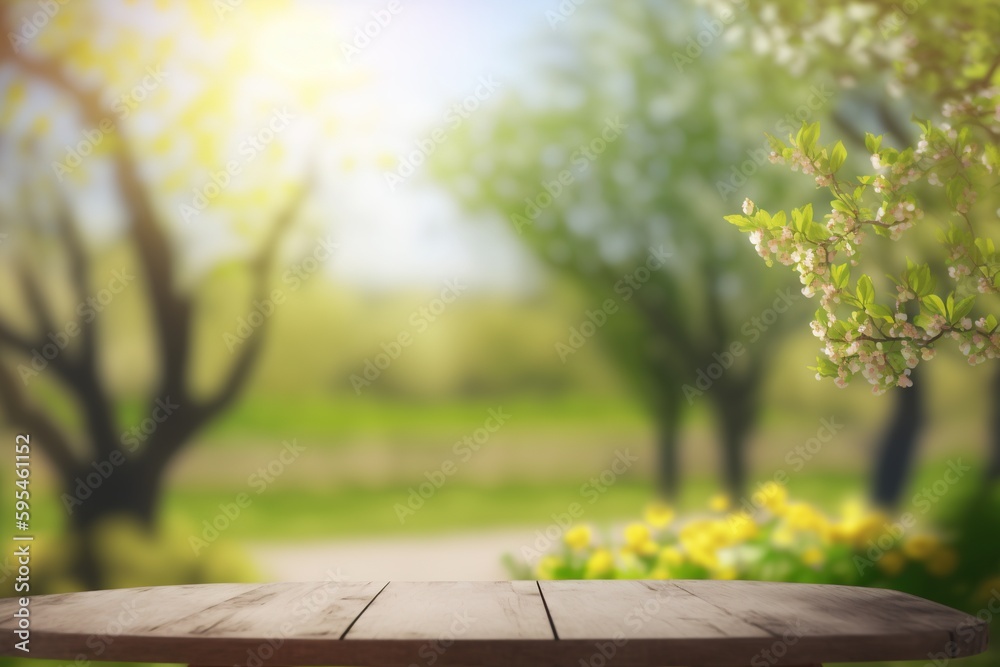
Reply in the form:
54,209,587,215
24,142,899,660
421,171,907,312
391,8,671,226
0,580,988,666
539,580,773,639
345,581,553,640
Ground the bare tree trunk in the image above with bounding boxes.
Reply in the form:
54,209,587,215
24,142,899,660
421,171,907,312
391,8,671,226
655,406,683,501
65,457,163,589
718,415,749,499
67,460,161,530
710,391,757,499
989,366,1000,481
871,367,925,507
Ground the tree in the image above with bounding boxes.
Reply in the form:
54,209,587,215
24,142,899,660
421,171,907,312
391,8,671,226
431,2,817,497
722,1,1000,482
0,2,333,586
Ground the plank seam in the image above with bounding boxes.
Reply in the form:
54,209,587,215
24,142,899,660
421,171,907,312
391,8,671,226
535,581,560,640
339,581,391,640
669,581,780,639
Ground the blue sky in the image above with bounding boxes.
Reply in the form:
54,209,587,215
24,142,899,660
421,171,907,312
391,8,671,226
320,0,551,291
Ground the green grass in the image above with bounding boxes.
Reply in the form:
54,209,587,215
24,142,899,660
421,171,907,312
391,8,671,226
187,393,651,444
23,457,983,542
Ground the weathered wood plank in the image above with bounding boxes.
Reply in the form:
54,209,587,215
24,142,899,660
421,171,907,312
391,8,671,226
0,583,253,634
345,581,553,640
162,580,384,638
0,580,988,666
672,580,989,663
540,579,774,639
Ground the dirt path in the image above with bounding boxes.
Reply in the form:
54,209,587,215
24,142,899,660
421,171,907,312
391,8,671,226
247,528,542,581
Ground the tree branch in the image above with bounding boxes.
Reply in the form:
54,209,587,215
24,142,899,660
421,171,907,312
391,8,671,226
15,258,57,340
198,186,309,417
52,187,96,360
143,177,313,472
0,318,37,357
0,22,194,414
0,358,79,480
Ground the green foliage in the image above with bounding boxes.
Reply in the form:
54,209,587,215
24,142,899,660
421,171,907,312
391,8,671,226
1,513,259,597
430,2,816,418
520,484,1000,615
724,1,1000,393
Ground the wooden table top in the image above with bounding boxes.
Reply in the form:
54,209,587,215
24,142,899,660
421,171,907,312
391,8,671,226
0,580,989,666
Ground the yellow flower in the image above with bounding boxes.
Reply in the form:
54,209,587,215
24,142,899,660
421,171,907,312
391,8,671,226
624,523,656,554
802,546,825,567
687,546,719,570
584,549,614,578
709,493,730,512
973,577,1000,605
772,527,795,547
645,502,675,528
649,565,671,579
927,549,958,577
727,513,759,541
840,498,867,521
564,525,592,551
536,555,563,579
902,533,941,561
625,522,650,546
659,546,684,568
759,481,788,512
680,519,730,552
878,551,906,577
784,502,828,533
712,565,738,580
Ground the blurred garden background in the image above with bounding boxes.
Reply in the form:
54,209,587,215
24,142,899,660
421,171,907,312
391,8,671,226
0,1,999,666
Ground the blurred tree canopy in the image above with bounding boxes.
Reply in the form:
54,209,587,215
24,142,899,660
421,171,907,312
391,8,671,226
720,0,1000,488
0,0,341,587
725,0,1000,391
431,2,829,497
